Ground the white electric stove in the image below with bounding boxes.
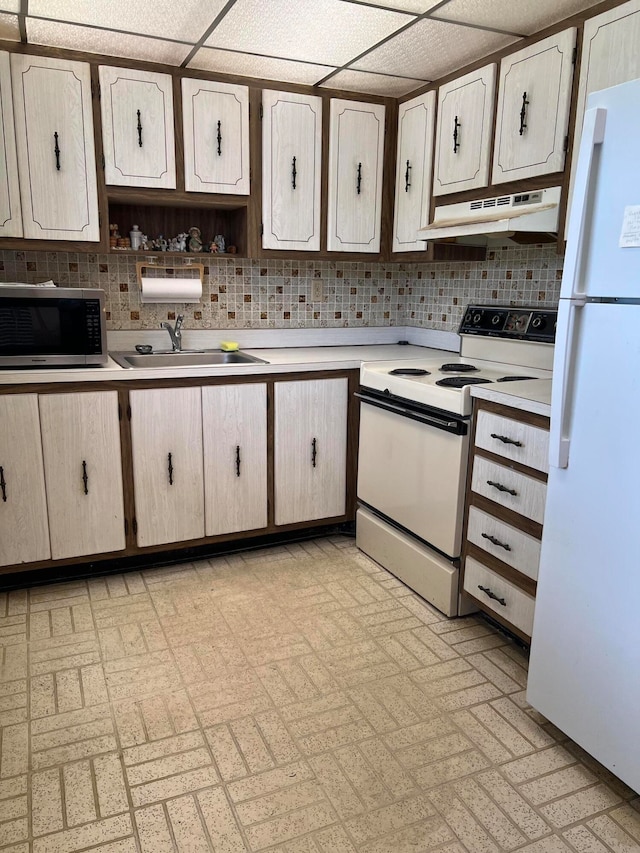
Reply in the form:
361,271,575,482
356,305,555,617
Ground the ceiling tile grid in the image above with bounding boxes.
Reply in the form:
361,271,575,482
432,0,603,37
189,48,336,86
323,68,426,96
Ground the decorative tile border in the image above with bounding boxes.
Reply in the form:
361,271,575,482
0,245,563,333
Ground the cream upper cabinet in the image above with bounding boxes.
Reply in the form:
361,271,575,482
39,392,125,560
0,394,50,567
433,64,496,197
566,0,640,235
274,377,348,525
11,54,99,241
202,383,267,536
99,66,176,189
492,29,576,185
393,91,436,253
0,52,22,238
262,90,322,251
182,78,249,195
129,387,204,547
327,98,385,253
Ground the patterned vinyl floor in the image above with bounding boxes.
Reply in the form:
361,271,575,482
0,536,638,853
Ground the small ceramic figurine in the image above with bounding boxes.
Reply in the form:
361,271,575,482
156,235,168,252
214,234,226,254
140,234,149,251
176,233,188,252
209,241,218,253
168,237,180,252
188,226,203,253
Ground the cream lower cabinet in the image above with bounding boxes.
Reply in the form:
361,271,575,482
39,391,125,560
0,394,50,567
202,383,267,536
129,387,205,547
274,378,348,525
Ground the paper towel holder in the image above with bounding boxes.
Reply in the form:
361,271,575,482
136,260,205,303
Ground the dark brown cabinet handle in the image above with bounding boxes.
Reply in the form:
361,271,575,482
0,465,6,502
487,480,518,496
478,585,506,606
54,132,61,170
217,120,222,156
490,433,522,447
404,159,411,192
137,109,142,147
453,116,461,153
82,460,88,496
519,91,529,136
482,532,511,551
235,445,241,477
167,452,174,485
292,156,297,189
311,437,317,468
356,162,362,195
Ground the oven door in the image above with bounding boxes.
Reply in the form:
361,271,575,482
356,389,469,559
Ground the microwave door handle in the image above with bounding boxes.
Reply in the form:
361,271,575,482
550,107,606,470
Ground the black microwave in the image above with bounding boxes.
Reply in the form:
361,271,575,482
0,286,107,367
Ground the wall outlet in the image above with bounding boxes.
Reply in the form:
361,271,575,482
311,280,324,302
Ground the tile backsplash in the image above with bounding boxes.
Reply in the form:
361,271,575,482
0,244,563,333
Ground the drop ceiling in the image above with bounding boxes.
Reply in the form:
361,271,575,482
5,0,603,96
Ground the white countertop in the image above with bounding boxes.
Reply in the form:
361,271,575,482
0,344,452,385
471,379,552,417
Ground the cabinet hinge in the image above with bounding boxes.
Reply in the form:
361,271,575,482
563,135,569,152
126,404,132,420
101,153,105,170
118,403,122,421
260,223,264,236
572,46,577,65
98,209,102,228
259,103,263,119
97,82,101,100
132,518,137,535
124,518,128,535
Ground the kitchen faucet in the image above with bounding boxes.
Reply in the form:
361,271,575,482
160,314,184,351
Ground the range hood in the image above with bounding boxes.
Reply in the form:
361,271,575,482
418,186,561,243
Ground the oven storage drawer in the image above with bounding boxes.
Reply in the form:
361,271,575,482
471,456,546,524
464,556,535,636
467,506,541,580
475,410,549,472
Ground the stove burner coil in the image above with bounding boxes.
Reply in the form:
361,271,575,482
436,376,492,388
439,363,479,372
496,375,537,382
388,367,430,376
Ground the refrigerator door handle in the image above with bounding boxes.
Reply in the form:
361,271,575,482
561,107,607,300
550,298,583,469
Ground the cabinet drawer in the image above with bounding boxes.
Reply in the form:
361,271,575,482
475,410,549,472
467,506,540,580
464,556,535,636
472,456,546,524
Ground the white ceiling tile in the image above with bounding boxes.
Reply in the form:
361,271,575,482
26,19,191,65
433,0,602,36
352,18,516,79
188,47,333,86
339,0,442,11
322,68,424,96
0,12,19,40
206,0,412,66
28,0,226,42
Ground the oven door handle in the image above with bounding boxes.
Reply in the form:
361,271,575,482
355,391,465,434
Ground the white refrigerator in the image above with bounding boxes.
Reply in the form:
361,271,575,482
527,78,640,793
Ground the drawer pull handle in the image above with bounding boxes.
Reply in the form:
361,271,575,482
0,465,6,502
482,532,511,551
491,433,522,447
168,452,174,486
311,437,317,468
292,156,297,189
405,159,411,192
54,131,61,170
235,444,241,477
82,460,89,495
217,119,222,156
356,162,362,195
487,480,518,496
478,584,506,606
137,109,143,147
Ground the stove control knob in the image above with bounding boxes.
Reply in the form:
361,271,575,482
473,313,481,324
532,316,544,329
464,311,473,324
383,388,390,395
491,314,501,325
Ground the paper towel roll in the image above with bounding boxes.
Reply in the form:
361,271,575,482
140,277,202,303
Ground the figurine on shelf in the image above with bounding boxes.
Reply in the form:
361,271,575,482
214,234,226,254
140,234,150,251
188,226,203,253
209,240,218,253
176,232,188,252
153,235,168,252
168,236,180,252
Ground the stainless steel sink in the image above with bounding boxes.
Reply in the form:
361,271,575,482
110,350,269,369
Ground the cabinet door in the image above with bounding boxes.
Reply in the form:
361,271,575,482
566,0,640,236
433,64,496,197
327,99,385,253
0,394,50,567
262,90,322,250
99,66,176,189
130,387,204,547
11,54,100,241
182,78,249,195
492,29,576,185
0,52,22,238
393,91,435,253
202,383,267,536
274,378,348,525
39,392,125,560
